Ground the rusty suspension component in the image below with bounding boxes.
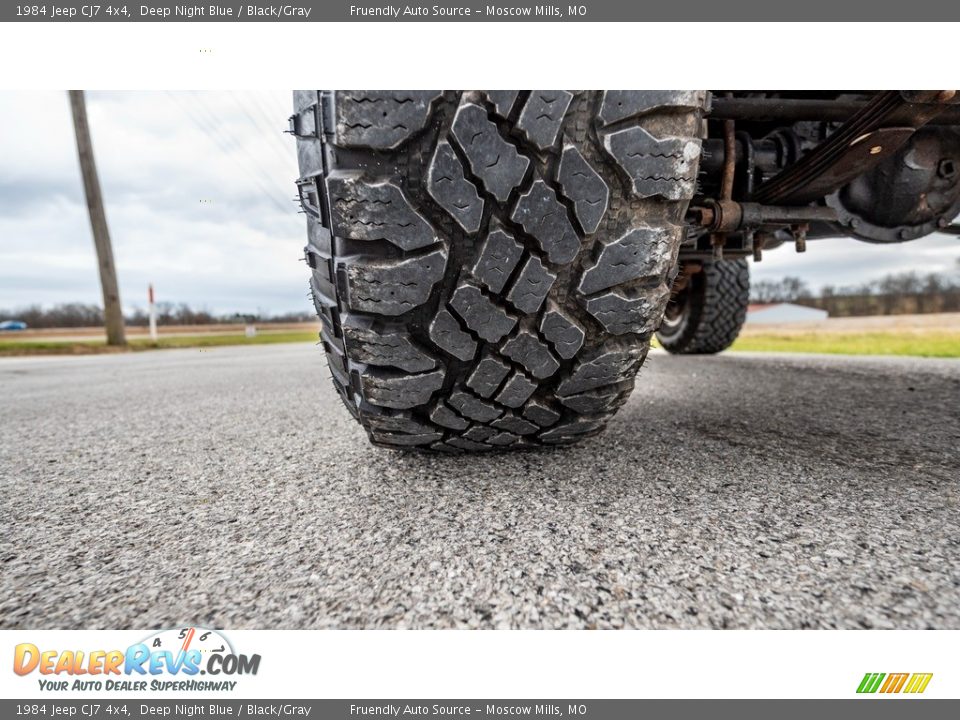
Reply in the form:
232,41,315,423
751,91,959,206
709,93,737,259
709,94,960,126
689,200,838,234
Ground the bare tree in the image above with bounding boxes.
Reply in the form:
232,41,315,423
69,90,126,346
750,276,811,303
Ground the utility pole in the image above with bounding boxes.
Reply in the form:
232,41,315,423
69,90,126,346
148,283,158,342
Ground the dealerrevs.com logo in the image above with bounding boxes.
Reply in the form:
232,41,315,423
857,673,933,695
13,628,261,692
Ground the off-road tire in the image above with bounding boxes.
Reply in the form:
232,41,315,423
291,90,706,451
657,258,749,355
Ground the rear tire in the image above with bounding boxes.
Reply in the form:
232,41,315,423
291,90,706,451
657,258,750,355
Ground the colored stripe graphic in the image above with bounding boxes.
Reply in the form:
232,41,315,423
880,673,909,693
857,672,933,694
904,673,933,694
857,673,885,693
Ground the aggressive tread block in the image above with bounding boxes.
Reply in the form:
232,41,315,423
483,90,520,118
449,281,517,343
428,308,478,361
430,402,471,431
344,248,447,316
559,385,628,414
327,172,439,251
334,91,442,149
471,225,524,294
466,352,512,398
495,371,538,408
427,140,484,233
342,323,437,372
367,413,438,436
448,389,503,423
556,342,645,397
598,90,706,126
372,431,445,447
446,436,491,451
510,179,581,264
582,285,671,336
451,102,530,202
602,126,701,201
500,330,560,379
539,304,585,360
557,144,609,235
522,400,560,427
486,431,520,446
516,90,574,150
361,368,445,409
464,425,497,442
490,414,539,436
505,255,556,313
578,226,675,295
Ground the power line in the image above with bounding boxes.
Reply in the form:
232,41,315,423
190,92,294,196
228,90,295,168
165,91,293,217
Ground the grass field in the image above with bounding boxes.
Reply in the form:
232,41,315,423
4,325,960,358
0,330,318,356
728,331,960,358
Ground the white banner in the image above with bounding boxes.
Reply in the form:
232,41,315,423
1,629,956,699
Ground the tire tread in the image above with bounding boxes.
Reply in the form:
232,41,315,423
293,90,706,450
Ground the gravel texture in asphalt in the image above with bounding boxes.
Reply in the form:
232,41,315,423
1,344,958,629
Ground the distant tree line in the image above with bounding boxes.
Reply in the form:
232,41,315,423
7,267,959,326
751,269,960,316
0,302,315,328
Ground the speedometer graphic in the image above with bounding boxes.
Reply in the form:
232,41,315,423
141,627,234,659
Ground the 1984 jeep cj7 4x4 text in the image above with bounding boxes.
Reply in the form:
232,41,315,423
289,91,960,452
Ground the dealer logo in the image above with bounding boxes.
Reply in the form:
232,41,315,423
13,627,260,692
856,673,933,694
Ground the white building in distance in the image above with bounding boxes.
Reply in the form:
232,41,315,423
746,303,829,324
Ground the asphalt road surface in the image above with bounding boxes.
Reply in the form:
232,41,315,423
1,344,958,629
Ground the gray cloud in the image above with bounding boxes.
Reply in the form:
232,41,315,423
0,90,305,315
752,234,959,291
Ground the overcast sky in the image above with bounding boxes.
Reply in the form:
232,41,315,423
0,90,302,316
0,91,957,316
